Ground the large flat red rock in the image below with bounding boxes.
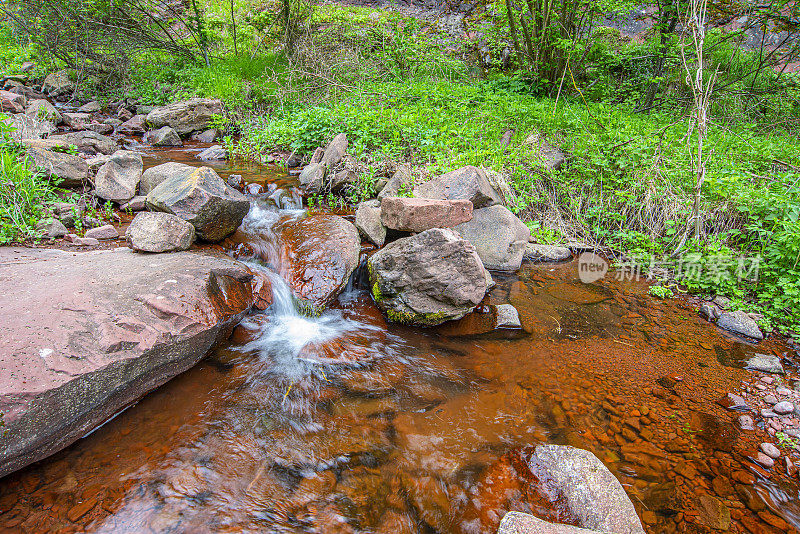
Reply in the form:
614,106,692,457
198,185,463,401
0,247,255,478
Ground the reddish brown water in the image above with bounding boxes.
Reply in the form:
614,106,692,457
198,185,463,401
2,153,800,534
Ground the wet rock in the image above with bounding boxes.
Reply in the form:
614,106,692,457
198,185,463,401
42,69,74,96
774,401,794,414
34,218,67,238
277,213,361,312
84,224,119,240
146,166,249,242
717,310,763,340
524,243,571,262
94,150,143,203
227,174,243,190
25,99,61,124
126,212,195,252
86,122,113,135
761,408,779,418
322,133,347,168
760,442,781,459
414,165,501,208
197,144,227,161
0,246,254,478
368,228,491,326
738,415,755,430
495,304,521,329
144,126,182,147
0,89,25,113
140,162,196,195
776,386,791,396
26,147,88,187
746,353,784,374
453,205,531,271
116,107,133,121
377,165,412,200
299,162,325,193
719,392,748,411
696,494,731,531
498,512,602,534
764,394,778,405
380,197,473,232
50,131,117,155
192,129,218,143
78,100,102,113
245,183,263,196
755,452,775,468
699,302,720,320
66,234,100,246
355,199,386,247
117,114,146,135
146,98,223,135
526,444,645,534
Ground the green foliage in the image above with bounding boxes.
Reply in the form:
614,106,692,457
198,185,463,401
649,285,675,299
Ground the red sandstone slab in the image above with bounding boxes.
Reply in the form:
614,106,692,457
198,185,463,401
380,196,473,233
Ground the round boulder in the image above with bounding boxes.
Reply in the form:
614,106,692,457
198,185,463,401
126,211,195,252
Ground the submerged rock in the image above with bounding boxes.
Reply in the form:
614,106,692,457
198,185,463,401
414,165,501,208
745,353,784,374
277,213,361,312
368,228,491,325
146,166,250,242
717,310,763,340
526,444,645,534
126,211,195,252
0,246,255,478
146,98,224,135
453,205,531,271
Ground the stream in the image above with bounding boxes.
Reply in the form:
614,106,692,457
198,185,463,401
1,146,800,533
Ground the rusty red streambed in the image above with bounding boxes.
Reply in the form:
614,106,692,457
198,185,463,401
1,152,799,534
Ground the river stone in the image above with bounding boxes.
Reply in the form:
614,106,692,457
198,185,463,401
699,302,720,320
0,89,25,113
26,147,89,187
696,494,731,531
380,196,473,233
717,310,763,340
495,304,521,329
193,128,218,143
322,133,347,168
414,165,501,208
144,126,182,147
34,218,68,238
61,112,92,130
140,162,196,195
355,199,386,247
42,69,74,95
498,512,607,534
50,131,117,155
299,162,325,193
146,98,224,135
84,224,119,240
197,145,227,161
527,445,645,534
774,401,794,415
277,213,361,312
117,114,147,135
453,205,531,271
524,243,572,262
126,211,195,252
745,353,784,374
760,442,781,459
378,165,412,200
78,100,102,113
368,228,491,325
0,246,255,478
26,99,61,125
120,196,147,212
94,150,143,202
146,166,249,242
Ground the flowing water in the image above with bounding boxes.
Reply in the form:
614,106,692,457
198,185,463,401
1,151,800,533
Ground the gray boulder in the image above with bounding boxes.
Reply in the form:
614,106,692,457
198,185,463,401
495,304,521,329
3,114,55,140
322,133,347,168
717,310,763,340
498,512,607,534
355,199,386,247
146,98,223,135
192,129,218,143
526,445,645,534
126,211,195,252
524,243,571,262
368,228,491,325
745,353,784,374
117,114,147,135
94,150,143,202
34,218,68,238
25,99,62,125
26,147,88,187
378,165,412,200
454,205,531,271
140,162,196,195
0,90,25,113
61,112,92,130
42,69,74,96
329,169,357,192
699,302,720,321
299,162,325,193
146,166,250,242
50,131,117,155
78,100,102,113
144,126,182,147
84,224,119,240
197,145,227,161
380,196,473,233
86,155,112,173
414,165,501,208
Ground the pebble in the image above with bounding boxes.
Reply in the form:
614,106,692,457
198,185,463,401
738,415,755,431
761,376,775,384
756,384,767,391
755,452,775,468
785,428,800,438
776,386,791,396
760,442,781,459
763,394,778,405
761,408,779,418
774,401,794,415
